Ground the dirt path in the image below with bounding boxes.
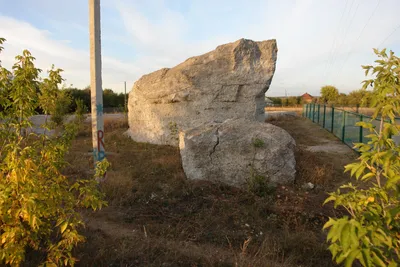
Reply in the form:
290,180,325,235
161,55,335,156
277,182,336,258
270,116,358,190
268,116,359,235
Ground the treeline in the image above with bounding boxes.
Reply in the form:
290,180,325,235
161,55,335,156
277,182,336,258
65,86,127,113
0,85,127,114
267,96,307,106
318,86,373,107
267,86,374,107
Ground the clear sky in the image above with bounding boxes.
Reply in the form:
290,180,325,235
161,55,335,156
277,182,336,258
0,0,399,96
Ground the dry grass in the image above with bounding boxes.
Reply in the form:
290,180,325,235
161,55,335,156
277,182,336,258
265,107,303,116
295,148,334,187
103,115,129,132
339,107,375,116
61,116,358,266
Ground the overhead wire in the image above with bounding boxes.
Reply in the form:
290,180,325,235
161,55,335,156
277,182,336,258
325,0,355,80
323,0,350,78
377,23,400,49
334,0,380,81
327,0,360,81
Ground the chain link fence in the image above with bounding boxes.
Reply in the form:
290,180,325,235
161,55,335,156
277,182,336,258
303,103,400,150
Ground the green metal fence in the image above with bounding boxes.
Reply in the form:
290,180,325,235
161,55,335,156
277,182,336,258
302,103,400,150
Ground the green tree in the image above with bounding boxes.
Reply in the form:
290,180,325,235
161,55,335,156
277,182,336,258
0,38,108,266
287,96,298,106
323,48,400,266
281,98,289,107
320,85,339,104
268,97,282,106
336,93,348,107
347,89,373,108
65,87,126,113
64,87,91,113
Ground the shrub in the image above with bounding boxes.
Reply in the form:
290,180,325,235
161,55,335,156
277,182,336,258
323,48,400,266
0,38,108,266
247,173,276,197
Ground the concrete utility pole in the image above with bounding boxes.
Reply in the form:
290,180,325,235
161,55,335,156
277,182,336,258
89,0,105,162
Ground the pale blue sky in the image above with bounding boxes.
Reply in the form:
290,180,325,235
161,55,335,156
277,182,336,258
0,0,399,96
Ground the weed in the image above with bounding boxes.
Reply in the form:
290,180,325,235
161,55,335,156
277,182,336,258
252,137,265,148
247,171,276,197
168,121,179,140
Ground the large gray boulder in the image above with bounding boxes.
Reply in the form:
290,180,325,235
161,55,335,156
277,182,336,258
179,119,296,187
127,38,278,146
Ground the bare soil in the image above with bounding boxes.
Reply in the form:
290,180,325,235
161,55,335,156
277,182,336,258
64,116,358,267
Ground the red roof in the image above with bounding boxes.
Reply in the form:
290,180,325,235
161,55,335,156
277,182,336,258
301,93,313,100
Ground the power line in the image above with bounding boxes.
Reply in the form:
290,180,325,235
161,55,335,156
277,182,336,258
377,23,400,49
323,0,350,78
328,0,360,81
326,0,355,78
335,0,381,81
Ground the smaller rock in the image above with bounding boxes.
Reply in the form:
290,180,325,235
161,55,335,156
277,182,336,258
179,118,296,187
302,182,315,190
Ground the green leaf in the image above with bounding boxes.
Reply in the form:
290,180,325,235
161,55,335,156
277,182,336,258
323,217,336,230
328,243,340,260
349,223,359,247
336,251,348,264
345,249,361,267
371,250,387,267
361,172,375,180
340,223,351,251
323,195,336,205
355,165,366,179
330,218,348,243
60,221,68,234
361,249,372,267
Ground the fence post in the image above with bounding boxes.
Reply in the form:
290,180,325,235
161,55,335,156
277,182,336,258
304,104,307,118
341,111,346,142
305,104,308,118
331,106,335,133
317,104,320,123
359,115,363,143
312,104,316,122
322,105,326,128
305,104,307,118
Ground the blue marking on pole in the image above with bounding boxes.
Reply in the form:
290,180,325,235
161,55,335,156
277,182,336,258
96,104,103,116
93,149,106,162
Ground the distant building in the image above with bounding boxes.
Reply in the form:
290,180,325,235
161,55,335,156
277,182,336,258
301,93,314,103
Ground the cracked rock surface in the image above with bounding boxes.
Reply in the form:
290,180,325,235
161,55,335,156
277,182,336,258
179,119,296,187
127,38,278,146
